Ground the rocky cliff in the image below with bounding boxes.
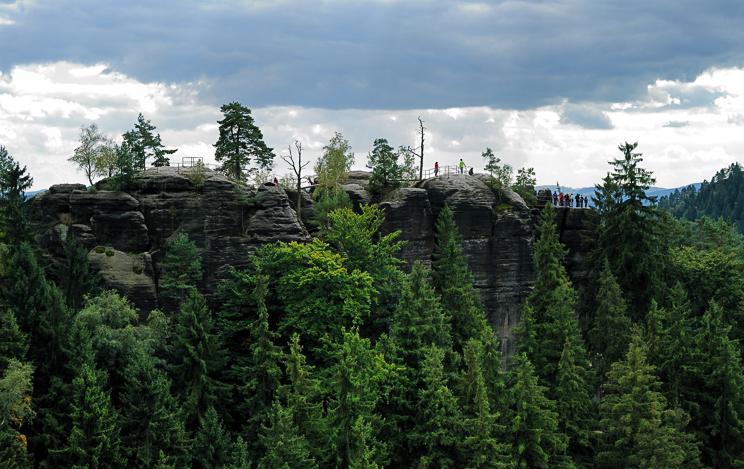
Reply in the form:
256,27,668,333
32,168,596,357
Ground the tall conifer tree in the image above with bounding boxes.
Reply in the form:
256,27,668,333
214,102,274,182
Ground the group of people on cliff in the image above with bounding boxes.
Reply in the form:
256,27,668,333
550,190,589,208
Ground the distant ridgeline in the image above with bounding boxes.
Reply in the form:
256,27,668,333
659,163,744,231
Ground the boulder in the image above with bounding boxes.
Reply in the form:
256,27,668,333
342,183,372,210
380,188,434,267
88,248,158,314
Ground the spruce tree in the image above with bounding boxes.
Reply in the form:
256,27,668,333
588,258,632,380
692,301,744,467
431,204,492,352
597,332,700,468
0,307,28,370
556,335,594,463
66,363,124,467
280,334,328,464
519,204,589,391
169,289,225,427
192,406,232,468
0,159,33,245
592,142,663,315
258,401,318,469
329,329,394,468
159,231,202,311
120,347,190,467
214,102,274,182
507,353,567,468
460,339,511,469
239,274,283,457
411,345,463,468
58,234,98,312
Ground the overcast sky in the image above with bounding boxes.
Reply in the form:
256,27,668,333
2,0,744,190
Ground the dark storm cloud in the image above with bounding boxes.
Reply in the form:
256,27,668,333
2,0,744,110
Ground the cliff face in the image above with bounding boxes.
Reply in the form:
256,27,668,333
32,168,596,357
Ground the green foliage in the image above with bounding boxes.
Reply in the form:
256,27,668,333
58,234,98,312
68,123,105,186
597,332,700,468
431,205,492,353
329,329,396,468
185,160,207,188
507,353,566,468
556,335,594,463
119,347,190,467
659,162,744,232
588,259,632,380
593,142,664,315
314,131,354,193
482,147,512,186
159,231,202,310
0,360,34,467
66,363,124,467
122,113,177,169
214,102,274,182
322,205,405,336
192,406,232,468
411,345,463,468
367,138,404,198
0,158,33,245
258,400,318,469
169,289,226,426
0,308,28,370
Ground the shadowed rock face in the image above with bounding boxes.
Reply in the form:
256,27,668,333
34,167,309,313
33,168,596,359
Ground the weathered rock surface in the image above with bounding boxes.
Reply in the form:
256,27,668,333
34,167,310,312
34,168,596,357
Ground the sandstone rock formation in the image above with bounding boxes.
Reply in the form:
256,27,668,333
33,168,596,359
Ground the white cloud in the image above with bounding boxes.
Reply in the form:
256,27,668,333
2,61,744,190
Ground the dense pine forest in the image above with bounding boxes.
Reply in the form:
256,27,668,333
659,162,744,232
2,134,744,468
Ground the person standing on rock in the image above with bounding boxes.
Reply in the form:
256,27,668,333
434,161,439,177
458,158,465,174
552,191,558,206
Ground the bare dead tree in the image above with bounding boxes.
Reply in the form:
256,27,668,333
406,117,427,180
280,140,310,219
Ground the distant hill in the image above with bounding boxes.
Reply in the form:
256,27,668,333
25,190,46,200
658,163,744,231
536,184,696,206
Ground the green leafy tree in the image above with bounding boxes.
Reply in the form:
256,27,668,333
411,345,463,468
214,102,274,182
69,123,105,185
0,359,34,467
597,332,700,468
431,205,492,353
94,137,119,179
514,166,537,204
122,113,176,169
367,138,403,198
169,289,226,427
159,231,202,310
66,363,124,467
120,347,190,467
112,141,138,189
313,132,354,224
588,259,632,380
507,353,567,468
592,142,663,315
322,204,405,336
192,406,232,468
258,400,318,469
